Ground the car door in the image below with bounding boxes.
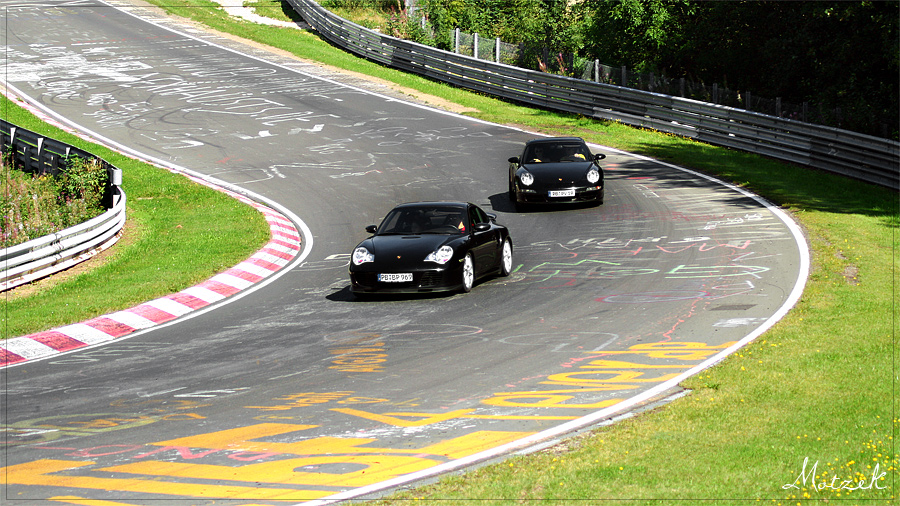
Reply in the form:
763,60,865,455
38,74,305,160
468,204,498,275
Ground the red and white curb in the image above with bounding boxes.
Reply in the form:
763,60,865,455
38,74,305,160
0,180,302,367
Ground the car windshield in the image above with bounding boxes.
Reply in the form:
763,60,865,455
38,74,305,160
524,142,592,163
377,206,468,235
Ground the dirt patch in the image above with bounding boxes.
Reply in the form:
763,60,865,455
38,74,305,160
834,250,860,285
842,264,860,285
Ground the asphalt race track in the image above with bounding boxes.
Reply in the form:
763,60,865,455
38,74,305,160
1,1,808,504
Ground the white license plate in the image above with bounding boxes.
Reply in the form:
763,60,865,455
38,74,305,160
549,189,576,197
378,273,413,282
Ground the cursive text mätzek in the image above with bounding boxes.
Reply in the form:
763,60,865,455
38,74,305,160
783,457,886,492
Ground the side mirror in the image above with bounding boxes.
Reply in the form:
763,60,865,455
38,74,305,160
473,223,491,232
594,153,606,161
508,156,520,164
365,225,377,234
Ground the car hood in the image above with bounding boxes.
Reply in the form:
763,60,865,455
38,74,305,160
520,161,596,183
366,234,458,261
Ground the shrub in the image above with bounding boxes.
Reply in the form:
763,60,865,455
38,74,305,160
1,153,108,248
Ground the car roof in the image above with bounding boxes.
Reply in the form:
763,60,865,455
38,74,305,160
525,137,586,146
392,201,470,209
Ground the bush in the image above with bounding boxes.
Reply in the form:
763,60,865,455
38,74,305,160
1,154,108,248
385,7,434,46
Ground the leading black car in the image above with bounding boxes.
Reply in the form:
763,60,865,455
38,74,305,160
508,137,606,209
349,202,513,296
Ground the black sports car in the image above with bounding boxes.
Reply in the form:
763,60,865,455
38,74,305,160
508,136,606,209
349,202,513,296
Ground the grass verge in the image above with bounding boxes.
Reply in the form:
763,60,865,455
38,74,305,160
1,96,271,339
13,1,900,503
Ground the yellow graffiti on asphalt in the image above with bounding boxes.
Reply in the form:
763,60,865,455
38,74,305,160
330,408,476,427
4,423,532,501
7,341,735,500
245,391,388,411
596,341,737,360
482,341,736,407
329,341,388,373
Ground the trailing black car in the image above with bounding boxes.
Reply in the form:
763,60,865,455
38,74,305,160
508,137,606,209
349,202,513,297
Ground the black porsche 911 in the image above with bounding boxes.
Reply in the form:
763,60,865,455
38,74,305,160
508,136,606,209
349,202,513,296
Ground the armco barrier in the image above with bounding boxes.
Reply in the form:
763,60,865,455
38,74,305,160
288,0,899,190
1,121,126,291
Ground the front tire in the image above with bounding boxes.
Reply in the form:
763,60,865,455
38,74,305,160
499,239,513,277
461,254,475,293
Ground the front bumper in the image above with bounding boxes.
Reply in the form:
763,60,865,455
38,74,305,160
515,186,604,204
349,265,464,294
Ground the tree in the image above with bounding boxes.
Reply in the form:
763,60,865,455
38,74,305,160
579,0,694,72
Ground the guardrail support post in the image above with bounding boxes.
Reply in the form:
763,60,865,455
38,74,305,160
473,32,478,59
22,144,32,173
36,137,46,175
621,66,627,87
106,166,123,208
495,37,500,63
594,59,599,82
9,127,17,168
454,28,459,54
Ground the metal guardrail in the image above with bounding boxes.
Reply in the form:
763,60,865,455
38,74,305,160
1,121,126,291
288,0,900,190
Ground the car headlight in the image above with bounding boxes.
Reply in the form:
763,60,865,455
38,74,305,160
425,245,454,264
519,170,534,186
586,168,601,184
352,246,374,265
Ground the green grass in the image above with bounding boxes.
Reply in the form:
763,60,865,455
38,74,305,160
1,96,271,338
9,1,899,503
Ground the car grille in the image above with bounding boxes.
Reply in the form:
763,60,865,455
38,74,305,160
419,272,444,287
